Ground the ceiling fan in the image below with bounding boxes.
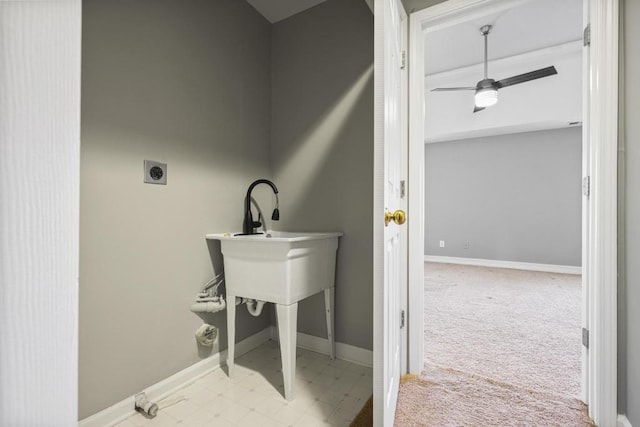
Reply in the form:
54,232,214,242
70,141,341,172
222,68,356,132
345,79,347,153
431,25,558,113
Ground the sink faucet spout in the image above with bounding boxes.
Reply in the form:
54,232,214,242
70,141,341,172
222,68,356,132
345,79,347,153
243,179,279,235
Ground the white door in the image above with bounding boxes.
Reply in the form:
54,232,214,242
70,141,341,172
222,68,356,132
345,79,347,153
373,0,408,425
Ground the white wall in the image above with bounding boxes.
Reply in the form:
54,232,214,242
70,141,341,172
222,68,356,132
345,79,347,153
425,43,582,143
0,0,81,424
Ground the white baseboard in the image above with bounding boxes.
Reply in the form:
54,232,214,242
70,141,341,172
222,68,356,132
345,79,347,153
79,327,272,427
424,255,582,275
618,414,633,427
269,326,373,368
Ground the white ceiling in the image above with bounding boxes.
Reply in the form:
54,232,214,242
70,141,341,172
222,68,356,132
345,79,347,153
424,0,583,75
246,0,327,23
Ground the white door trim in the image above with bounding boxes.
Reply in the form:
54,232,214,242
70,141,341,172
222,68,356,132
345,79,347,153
585,1,618,425
0,1,81,424
407,1,618,426
407,8,425,375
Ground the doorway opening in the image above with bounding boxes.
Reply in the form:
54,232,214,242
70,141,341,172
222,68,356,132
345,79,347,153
405,0,619,424
424,0,585,418
423,132,585,402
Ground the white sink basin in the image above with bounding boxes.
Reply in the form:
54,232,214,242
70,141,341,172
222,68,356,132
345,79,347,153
205,231,342,305
206,230,342,401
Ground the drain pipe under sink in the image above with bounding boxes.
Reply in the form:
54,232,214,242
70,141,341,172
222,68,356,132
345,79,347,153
244,299,266,317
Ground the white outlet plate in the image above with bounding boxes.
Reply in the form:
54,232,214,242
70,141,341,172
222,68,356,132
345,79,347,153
439,240,445,248
144,160,167,185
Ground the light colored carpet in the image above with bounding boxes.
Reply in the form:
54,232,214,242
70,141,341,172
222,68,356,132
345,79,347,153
423,262,582,397
395,367,593,426
394,262,591,426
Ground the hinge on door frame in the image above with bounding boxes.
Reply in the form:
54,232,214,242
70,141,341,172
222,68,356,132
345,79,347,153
400,180,406,198
583,24,591,47
400,50,406,70
582,327,589,349
583,176,590,198
400,310,405,328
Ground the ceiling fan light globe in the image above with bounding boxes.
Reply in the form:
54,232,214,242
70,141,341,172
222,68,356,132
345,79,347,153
475,88,498,108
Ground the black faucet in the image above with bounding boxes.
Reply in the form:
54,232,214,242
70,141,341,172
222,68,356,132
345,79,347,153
241,179,279,235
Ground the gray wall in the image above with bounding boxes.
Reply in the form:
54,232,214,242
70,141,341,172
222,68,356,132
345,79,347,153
80,0,272,418
425,127,582,266
271,0,374,350
622,0,639,423
401,0,443,13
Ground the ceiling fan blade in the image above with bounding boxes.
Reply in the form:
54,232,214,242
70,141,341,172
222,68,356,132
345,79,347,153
495,66,558,89
473,105,485,113
431,87,476,92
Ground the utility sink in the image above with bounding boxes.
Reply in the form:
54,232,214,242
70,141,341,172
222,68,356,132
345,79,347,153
205,231,342,401
206,231,342,304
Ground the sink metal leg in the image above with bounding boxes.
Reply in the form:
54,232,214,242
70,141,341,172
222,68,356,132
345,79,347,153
324,287,335,360
275,302,298,401
226,293,236,378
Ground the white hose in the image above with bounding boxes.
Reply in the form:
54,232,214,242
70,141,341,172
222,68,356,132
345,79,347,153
190,296,254,314
190,299,226,313
245,299,266,317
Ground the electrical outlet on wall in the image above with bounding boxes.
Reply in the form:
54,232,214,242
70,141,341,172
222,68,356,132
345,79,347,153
144,160,167,185
463,241,470,249
439,240,445,248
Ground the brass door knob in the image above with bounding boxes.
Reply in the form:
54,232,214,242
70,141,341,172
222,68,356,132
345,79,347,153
385,209,406,226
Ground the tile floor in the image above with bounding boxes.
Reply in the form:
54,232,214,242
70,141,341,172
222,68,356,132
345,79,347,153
115,340,372,427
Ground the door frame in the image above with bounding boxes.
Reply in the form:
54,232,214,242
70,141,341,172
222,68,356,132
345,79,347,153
407,1,618,426
0,0,82,423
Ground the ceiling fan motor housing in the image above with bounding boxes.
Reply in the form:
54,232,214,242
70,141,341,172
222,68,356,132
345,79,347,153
476,78,497,90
